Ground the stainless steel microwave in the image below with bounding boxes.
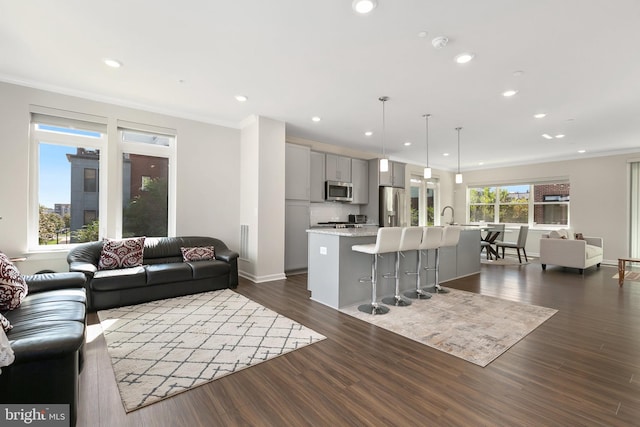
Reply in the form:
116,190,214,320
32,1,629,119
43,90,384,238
325,180,353,202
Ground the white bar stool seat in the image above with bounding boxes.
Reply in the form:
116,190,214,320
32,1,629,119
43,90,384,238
382,227,422,307
352,227,403,315
405,226,443,299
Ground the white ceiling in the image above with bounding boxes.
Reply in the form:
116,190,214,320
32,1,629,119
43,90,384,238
2,0,640,171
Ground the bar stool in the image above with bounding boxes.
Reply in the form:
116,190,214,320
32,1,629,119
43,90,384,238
381,227,421,307
405,226,443,300
352,227,403,315
430,226,462,294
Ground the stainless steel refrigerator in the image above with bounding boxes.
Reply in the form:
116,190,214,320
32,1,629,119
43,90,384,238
379,186,405,227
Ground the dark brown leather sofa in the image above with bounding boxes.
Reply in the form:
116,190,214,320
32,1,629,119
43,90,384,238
0,272,87,426
67,236,239,311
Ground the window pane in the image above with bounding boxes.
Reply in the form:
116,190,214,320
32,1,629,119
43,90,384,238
470,187,496,203
84,168,97,192
39,144,100,245
499,205,528,223
470,205,495,222
499,185,529,203
533,183,570,225
122,153,169,237
122,130,171,146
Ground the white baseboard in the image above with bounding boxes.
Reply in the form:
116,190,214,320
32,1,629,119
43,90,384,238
238,270,287,283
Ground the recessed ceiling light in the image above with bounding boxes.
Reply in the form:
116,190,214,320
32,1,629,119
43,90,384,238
364,131,373,136
311,116,321,122
418,31,428,38
512,70,525,77
555,134,565,139
404,141,411,146
103,58,122,68
454,52,475,64
502,90,518,97
235,95,248,102
534,113,547,119
432,36,449,49
542,134,553,139
352,0,377,14
578,149,586,153
478,162,484,166
443,153,450,157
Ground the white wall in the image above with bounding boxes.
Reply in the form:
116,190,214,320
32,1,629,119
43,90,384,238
0,82,241,273
454,154,640,264
239,116,286,282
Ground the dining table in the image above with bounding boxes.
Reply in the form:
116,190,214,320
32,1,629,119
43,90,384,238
479,226,503,259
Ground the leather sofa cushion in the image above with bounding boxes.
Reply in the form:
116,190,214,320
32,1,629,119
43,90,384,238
24,272,86,293
17,289,86,307
5,321,85,363
186,260,230,279
91,266,146,291
4,300,85,324
146,263,193,285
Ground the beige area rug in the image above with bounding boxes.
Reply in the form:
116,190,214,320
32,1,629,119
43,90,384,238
97,289,326,412
613,271,640,282
341,289,556,367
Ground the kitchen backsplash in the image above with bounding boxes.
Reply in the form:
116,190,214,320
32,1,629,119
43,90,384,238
309,203,361,225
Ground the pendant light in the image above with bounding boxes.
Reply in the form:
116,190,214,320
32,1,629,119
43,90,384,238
379,96,389,172
423,114,432,179
455,127,463,184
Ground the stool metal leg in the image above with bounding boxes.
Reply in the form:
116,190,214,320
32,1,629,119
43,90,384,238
382,252,412,307
358,254,390,315
404,249,432,299
433,248,449,294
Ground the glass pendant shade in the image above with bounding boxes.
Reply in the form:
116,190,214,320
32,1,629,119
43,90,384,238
455,173,463,184
423,167,432,179
380,158,389,172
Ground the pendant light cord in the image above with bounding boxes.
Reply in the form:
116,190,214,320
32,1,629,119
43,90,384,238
424,114,430,167
379,96,389,158
456,127,462,173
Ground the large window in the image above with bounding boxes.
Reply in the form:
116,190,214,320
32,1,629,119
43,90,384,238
30,111,176,248
468,182,570,226
120,129,174,238
31,116,105,246
410,176,439,226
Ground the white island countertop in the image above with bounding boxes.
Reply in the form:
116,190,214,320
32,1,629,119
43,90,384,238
306,227,379,237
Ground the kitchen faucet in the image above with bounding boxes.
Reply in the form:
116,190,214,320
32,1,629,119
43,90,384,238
441,205,455,225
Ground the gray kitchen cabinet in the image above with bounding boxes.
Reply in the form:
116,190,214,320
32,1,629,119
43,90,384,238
285,143,310,200
285,200,310,272
377,159,405,188
326,154,351,182
350,158,369,204
310,151,325,202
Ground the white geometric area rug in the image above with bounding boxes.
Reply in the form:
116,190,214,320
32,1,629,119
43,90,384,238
341,288,557,367
97,289,326,412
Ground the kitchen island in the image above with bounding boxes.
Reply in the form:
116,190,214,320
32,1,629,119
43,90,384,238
306,227,481,309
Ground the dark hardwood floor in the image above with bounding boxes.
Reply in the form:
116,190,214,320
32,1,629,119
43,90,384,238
78,262,640,426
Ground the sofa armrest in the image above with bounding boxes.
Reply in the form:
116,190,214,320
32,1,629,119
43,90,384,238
23,272,87,294
540,238,588,268
583,236,603,248
215,248,239,263
68,261,98,277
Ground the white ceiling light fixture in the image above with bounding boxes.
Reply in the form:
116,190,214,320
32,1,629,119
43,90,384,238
235,95,248,102
542,134,553,139
432,36,449,49
534,113,547,119
555,134,565,139
404,141,411,146
365,131,373,136
352,0,377,14
455,52,475,64
378,96,389,172
423,114,432,179
455,127,463,184
578,149,586,153
502,89,518,97
103,58,122,68
311,116,321,122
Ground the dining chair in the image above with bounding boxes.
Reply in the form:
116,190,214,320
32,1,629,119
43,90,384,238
495,225,529,263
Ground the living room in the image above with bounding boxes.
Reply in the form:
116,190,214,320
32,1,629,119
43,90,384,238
1,1,640,425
